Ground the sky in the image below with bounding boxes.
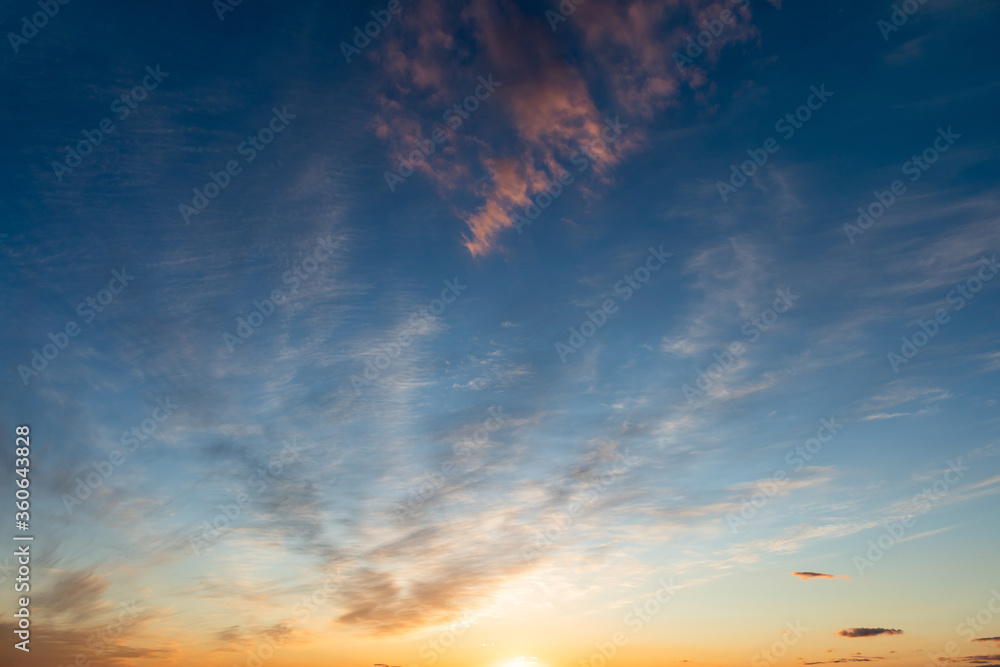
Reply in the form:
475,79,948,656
1,0,1000,666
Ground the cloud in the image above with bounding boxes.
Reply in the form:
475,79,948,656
0,621,176,667
371,0,769,256
804,657,886,665
949,657,1000,666
325,438,645,636
974,638,1000,644
211,622,293,653
792,571,835,579
895,526,955,544
860,412,915,421
33,569,111,623
0,587,172,667
213,625,246,646
837,628,903,638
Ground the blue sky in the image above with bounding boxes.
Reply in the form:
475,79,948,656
1,1,1000,666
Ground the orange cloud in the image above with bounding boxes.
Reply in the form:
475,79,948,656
371,0,770,256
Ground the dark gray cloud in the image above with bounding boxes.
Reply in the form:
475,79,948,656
837,628,903,638
804,658,885,665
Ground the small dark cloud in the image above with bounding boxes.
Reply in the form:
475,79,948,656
804,658,885,664
974,638,1000,644
793,571,836,580
838,628,903,638
950,656,1000,666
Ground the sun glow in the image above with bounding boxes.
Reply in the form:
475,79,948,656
502,658,539,667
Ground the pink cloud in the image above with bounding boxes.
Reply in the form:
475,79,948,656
370,0,772,256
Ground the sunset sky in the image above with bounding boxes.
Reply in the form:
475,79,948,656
2,1,1000,666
